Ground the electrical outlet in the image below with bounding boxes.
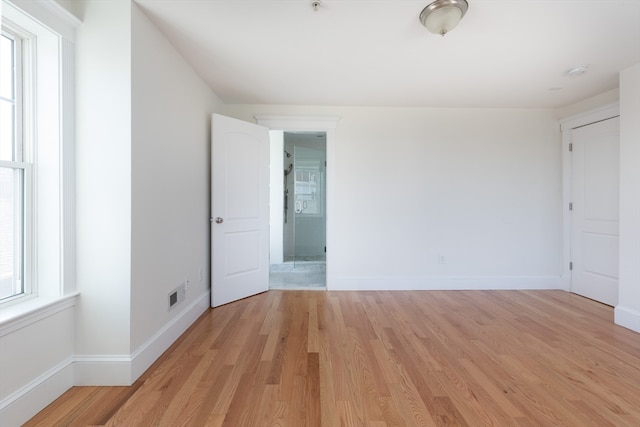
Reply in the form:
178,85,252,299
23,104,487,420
438,255,446,264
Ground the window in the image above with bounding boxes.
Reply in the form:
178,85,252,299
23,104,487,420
0,28,30,302
294,168,323,215
0,0,77,308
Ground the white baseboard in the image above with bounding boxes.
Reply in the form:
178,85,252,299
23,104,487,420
73,290,211,386
130,290,210,381
615,305,640,333
73,354,133,386
0,291,211,425
329,275,563,291
0,358,74,427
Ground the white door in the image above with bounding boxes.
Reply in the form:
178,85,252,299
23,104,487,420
211,114,270,307
570,117,620,306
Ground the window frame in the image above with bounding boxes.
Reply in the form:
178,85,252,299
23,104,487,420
1,25,34,304
0,0,78,309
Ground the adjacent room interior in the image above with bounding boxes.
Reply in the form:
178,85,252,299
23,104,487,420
269,131,327,290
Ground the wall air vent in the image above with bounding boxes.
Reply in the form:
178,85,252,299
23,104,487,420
168,282,186,310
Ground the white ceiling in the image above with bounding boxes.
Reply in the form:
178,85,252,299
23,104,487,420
135,0,640,109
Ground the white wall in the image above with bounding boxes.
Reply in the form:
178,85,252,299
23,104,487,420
269,131,284,264
616,63,640,332
74,0,133,383
75,0,224,384
129,2,222,374
225,105,562,290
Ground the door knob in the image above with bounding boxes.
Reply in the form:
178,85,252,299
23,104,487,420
215,217,224,224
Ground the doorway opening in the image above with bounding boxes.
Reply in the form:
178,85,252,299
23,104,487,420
269,131,326,289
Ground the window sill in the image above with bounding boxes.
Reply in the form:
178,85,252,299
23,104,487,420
0,292,79,337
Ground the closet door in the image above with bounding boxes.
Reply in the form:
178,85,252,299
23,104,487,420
570,117,619,306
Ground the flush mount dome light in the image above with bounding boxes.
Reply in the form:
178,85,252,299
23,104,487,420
420,0,469,36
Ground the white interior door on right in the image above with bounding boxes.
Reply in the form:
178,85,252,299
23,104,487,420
570,116,620,306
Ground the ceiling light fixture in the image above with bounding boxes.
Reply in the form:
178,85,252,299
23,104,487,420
419,0,469,36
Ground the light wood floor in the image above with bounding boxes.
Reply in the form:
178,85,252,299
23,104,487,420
25,290,640,426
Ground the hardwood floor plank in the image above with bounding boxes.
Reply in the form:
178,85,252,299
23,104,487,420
254,384,285,426
261,312,284,362
319,328,339,427
155,349,219,426
343,326,385,422
220,333,269,426
283,375,307,426
184,363,233,427
376,396,406,427
277,317,308,402
456,357,523,418
265,310,291,385
337,400,364,427
23,290,640,427
306,352,321,427
308,294,320,354
388,382,438,427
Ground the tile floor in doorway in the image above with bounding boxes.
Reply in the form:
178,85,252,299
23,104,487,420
269,261,326,290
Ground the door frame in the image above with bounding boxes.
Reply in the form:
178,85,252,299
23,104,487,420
255,115,340,290
559,102,619,292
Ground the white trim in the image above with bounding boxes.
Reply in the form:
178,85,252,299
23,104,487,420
73,291,211,386
560,123,573,292
5,0,81,40
0,292,78,336
36,0,81,28
559,102,620,132
254,115,340,290
61,37,76,295
614,305,640,333
559,102,620,296
0,357,74,426
254,115,340,131
331,275,563,291
73,355,133,386
130,290,210,381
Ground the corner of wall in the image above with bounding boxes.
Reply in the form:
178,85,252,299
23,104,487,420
73,291,210,386
614,305,640,333
616,63,640,333
129,291,210,381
